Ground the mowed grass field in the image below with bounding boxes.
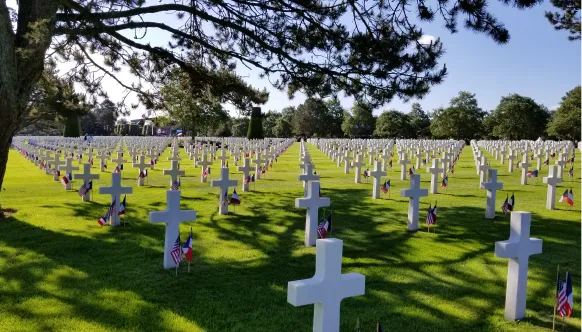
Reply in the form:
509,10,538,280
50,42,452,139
0,141,580,332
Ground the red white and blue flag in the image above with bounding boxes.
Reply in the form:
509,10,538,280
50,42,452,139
441,176,448,188
426,203,437,225
78,181,92,197
230,189,241,205
182,228,193,263
118,195,126,215
557,271,573,318
170,179,181,190
171,236,182,264
317,214,332,239
98,198,116,226
559,189,574,207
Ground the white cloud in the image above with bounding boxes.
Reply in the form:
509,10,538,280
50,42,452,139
418,34,436,46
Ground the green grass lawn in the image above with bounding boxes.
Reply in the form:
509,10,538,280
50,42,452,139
0,142,580,332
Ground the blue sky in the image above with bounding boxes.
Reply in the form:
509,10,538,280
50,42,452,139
227,1,580,116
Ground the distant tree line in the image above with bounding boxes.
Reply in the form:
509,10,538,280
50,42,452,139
236,86,578,141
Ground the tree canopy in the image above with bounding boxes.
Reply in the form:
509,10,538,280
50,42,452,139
487,94,550,140
545,0,581,40
373,110,412,138
430,91,486,140
546,86,581,141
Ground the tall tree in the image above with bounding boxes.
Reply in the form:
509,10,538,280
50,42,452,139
232,117,250,137
293,98,330,138
374,110,413,138
488,94,550,140
343,101,375,138
92,99,121,135
547,86,581,141
274,107,295,138
324,98,345,138
545,0,581,40
0,0,544,207
160,70,244,136
409,103,431,138
263,111,281,138
341,112,356,138
430,91,486,139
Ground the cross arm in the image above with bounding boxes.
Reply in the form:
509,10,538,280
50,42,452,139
287,278,322,306
338,273,366,300
494,240,519,259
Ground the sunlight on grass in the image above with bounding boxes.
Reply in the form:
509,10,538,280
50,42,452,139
0,142,579,331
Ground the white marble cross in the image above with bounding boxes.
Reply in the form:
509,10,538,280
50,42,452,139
379,148,391,172
520,154,532,185
542,165,562,210
111,152,127,168
237,157,254,192
295,181,330,246
555,153,567,179
299,154,312,174
252,153,266,179
99,172,133,226
495,211,542,321
196,153,213,183
287,238,365,332
398,152,410,181
49,153,65,180
298,163,320,197
343,152,353,174
369,161,387,199
400,174,429,231
163,160,185,185
210,167,238,215
478,156,491,185
74,163,100,201
149,190,196,269
217,148,229,167
58,157,80,190
97,151,109,172
481,169,503,219
507,150,517,173
428,158,443,194
351,154,366,183
133,155,153,186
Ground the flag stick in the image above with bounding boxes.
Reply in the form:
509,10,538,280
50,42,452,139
552,264,560,332
188,261,190,274
175,263,179,276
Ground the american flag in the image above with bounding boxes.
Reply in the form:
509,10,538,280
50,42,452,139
527,169,539,178
244,176,251,184
426,203,437,225
317,214,332,239
170,236,182,265
78,181,92,197
441,176,448,188
559,189,574,207
170,179,180,190
388,160,392,169
568,167,574,177
363,169,369,178
408,167,414,175
543,159,549,166
501,195,510,214
221,192,229,206
557,272,573,318
381,179,390,194
98,198,116,226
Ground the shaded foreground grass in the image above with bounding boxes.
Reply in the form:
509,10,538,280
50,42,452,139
0,142,580,332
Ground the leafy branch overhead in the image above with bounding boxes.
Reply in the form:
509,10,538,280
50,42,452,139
44,0,539,110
